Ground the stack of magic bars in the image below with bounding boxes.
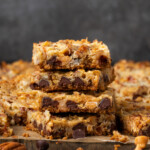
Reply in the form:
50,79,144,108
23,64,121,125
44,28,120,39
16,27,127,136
0,39,116,139
28,39,116,138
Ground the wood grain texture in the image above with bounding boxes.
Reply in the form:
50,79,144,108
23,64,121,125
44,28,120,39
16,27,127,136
0,126,150,150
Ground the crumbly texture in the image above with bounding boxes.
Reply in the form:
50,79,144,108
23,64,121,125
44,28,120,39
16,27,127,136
32,39,111,70
120,110,150,137
27,110,116,139
0,60,34,81
30,67,115,91
110,60,150,111
0,105,13,137
0,80,115,121
110,130,129,143
110,60,150,137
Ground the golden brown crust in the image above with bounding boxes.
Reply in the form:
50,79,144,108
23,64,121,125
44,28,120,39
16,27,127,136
0,60,34,81
32,39,111,70
27,110,116,139
30,67,115,91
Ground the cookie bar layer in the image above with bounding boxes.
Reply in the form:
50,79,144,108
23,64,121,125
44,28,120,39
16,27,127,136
110,60,150,111
0,60,34,81
30,67,115,92
27,110,116,139
0,106,13,136
0,81,115,117
32,39,111,70
119,110,150,137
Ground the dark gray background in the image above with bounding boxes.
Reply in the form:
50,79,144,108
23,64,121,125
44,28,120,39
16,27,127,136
0,0,150,63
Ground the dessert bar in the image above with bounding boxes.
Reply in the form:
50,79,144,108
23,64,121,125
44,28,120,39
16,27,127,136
32,39,111,70
27,110,116,139
30,67,114,91
0,60,34,81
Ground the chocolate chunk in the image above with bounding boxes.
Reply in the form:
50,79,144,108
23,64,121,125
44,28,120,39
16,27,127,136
73,77,85,87
39,80,49,88
42,97,59,108
36,140,49,150
98,98,111,110
38,123,43,131
73,129,85,139
72,123,86,138
99,55,108,66
133,86,148,100
73,123,86,131
139,126,150,136
66,100,78,111
47,56,61,66
88,79,92,86
59,77,71,87
96,127,102,135
103,74,109,83
14,115,22,124
33,120,37,128
30,83,39,90
64,50,72,56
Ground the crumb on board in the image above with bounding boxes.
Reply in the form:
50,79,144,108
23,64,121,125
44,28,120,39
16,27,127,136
135,136,149,150
11,135,18,138
62,136,68,140
114,144,120,150
76,147,84,150
22,133,30,137
110,131,129,143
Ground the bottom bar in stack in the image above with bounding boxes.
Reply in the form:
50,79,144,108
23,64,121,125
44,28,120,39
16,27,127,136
27,110,116,139
0,80,116,138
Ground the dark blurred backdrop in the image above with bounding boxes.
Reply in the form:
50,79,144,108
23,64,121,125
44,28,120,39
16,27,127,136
0,0,150,63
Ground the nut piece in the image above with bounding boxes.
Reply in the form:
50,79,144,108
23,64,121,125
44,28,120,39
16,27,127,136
0,142,26,150
110,131,129,143
135,136,149,150
76,147,84,150
114,145,120,150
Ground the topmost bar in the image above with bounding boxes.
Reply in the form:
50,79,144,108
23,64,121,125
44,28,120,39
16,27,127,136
32,39,111,70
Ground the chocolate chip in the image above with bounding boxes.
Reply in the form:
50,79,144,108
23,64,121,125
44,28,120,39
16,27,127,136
30,83,39,90
103,74,109,83
47,56,61,66
36,140,49,150
38,123,43,131
64,50,72,56
33,120,37,128
66,100,78,111
73,77,85,87
139,126,150,136
88,79,92,86
96,127,102,135
98,98,111,110
39,80,49,88
73,123,86,131
73,129,85,139
99,55,108,66
59,77,71,87
133,86,148,100
42,97,59,108
14,115,21,124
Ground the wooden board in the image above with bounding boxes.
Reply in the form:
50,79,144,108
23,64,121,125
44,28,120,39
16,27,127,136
0,126,150,150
